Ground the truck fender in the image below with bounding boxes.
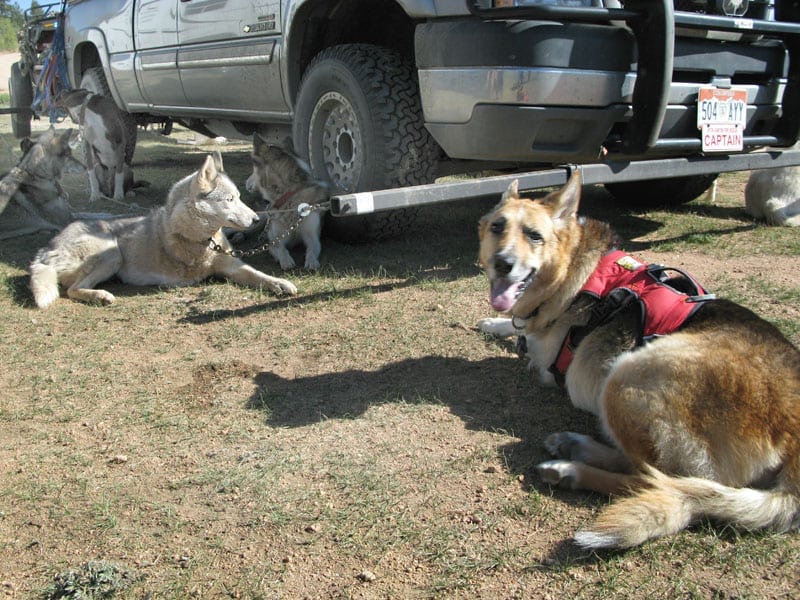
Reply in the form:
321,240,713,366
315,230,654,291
281,0,442,109
68,29,126,109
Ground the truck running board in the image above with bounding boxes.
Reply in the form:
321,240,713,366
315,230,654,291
330,149,800,216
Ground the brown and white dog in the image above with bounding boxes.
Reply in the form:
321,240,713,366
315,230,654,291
245,133,326,270
478,172,800,549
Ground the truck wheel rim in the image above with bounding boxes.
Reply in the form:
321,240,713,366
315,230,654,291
309,91,362,192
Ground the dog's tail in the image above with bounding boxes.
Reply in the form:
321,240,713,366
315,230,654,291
574,466,800,550
29,255,60,309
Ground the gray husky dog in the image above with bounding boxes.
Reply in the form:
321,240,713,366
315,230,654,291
0,127,85,240
245,133,326,270
30,151,297,308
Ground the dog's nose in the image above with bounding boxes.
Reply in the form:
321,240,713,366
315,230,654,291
493,255,513,276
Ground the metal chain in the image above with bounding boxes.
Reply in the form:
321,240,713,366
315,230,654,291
208,201,330,258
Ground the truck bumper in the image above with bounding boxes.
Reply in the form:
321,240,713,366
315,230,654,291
415,18,791,163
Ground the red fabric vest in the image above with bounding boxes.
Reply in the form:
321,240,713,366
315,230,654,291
549,250,712,385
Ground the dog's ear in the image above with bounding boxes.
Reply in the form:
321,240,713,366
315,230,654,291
19,141,46,170
55,128,73,148
502,179,520,202
197,153,219,192
252,132,266,153
282,136,296,155
551,171,582,226
211,150,224,173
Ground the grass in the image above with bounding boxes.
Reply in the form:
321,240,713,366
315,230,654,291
0,120,798,598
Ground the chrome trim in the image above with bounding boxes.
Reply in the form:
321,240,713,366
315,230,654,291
418,67,636,123
178,40,275,69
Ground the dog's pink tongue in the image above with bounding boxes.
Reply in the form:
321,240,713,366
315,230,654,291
490,279,521,312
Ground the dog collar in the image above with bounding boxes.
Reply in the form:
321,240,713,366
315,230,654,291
272,188,300,210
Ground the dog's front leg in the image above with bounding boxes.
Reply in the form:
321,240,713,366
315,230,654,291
301,212,322,270
65,252,122,305
218,257,298,295
112,167,125,202
86,148,104,203
477,317,519,338
269,243,296,270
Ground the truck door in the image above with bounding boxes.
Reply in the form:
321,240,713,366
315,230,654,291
135,0,190,107
176,0,286,116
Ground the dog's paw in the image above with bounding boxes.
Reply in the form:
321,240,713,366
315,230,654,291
544,432,594,461
92,290,115,305
271,278,297,296
535,459,579,490
279,256,296,270
477,317,516,337
304,256,320,271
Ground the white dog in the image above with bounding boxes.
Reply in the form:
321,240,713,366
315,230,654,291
745,166,800,226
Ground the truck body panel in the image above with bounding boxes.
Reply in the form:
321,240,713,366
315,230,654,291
58,0,800,217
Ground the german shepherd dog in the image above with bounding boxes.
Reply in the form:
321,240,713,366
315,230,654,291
0,127,85,240
245,133,325,270
478,173,800,549
58,88,136,203
30,151,297,308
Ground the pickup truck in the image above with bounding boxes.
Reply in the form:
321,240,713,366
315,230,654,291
53,0,800,239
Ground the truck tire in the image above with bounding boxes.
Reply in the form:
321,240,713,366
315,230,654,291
9,62,33,139
293,44,439,242
605,174,719,207
80,66,138,164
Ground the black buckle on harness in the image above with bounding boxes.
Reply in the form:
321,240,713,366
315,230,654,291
646,264,716,303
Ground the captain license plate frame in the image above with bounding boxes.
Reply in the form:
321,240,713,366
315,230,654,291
697,86,748,152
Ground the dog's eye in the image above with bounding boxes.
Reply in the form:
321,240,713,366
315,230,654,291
490,217,506,235
523,227,543,243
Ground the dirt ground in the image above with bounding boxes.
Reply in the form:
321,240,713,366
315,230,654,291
0,96,799,597
0,52,19,93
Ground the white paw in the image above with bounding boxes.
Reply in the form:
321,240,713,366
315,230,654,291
535,459,579,489
477,317,516,337
93,290,115,305
271,279,297,296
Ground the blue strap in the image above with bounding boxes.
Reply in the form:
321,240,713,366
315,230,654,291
30,15,71,123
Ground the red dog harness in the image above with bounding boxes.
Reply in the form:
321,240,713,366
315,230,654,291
548,250,715,386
